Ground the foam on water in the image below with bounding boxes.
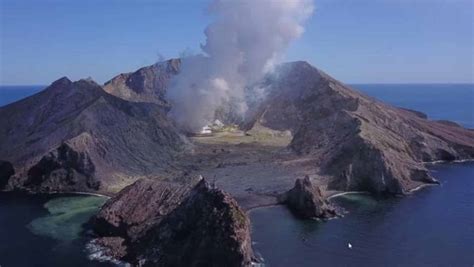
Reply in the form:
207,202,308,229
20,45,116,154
86,239,130,266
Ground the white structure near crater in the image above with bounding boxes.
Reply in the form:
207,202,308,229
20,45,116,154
200,125,212,134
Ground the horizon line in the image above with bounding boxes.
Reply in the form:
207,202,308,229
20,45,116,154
1,82,474,87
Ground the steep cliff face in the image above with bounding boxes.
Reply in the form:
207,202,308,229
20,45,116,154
103,58,181,107
247,61,474,194
0,77,186,193
91,178,254,267
279,176,337,219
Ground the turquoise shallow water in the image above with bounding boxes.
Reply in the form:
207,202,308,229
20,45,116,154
28,196,107,241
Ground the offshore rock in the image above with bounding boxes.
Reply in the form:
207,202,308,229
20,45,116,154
279,176,337,219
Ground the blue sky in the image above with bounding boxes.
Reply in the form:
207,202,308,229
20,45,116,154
1,0,472,85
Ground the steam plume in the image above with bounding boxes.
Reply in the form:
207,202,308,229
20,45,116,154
167,0,314,132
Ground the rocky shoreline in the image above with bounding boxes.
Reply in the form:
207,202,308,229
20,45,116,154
87,170,451,265
86,175,343,266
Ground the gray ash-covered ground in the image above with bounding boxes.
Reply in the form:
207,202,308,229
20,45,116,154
164,129,331,210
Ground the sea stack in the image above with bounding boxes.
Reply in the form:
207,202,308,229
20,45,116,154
279,176,338,219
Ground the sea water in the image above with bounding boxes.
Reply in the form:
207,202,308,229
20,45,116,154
0,85,44,107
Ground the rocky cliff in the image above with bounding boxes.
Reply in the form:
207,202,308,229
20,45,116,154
279,176,337,219
103,58,181,107
246,61,474,195
92,178,196,240
0,77,186,193
90,178,254,267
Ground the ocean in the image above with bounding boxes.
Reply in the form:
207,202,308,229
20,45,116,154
0,84,473,266
0,85,45,107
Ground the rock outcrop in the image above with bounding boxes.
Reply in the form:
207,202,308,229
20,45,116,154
92,178,196,240
0,77,186,193
90,178,254,267
103,58,181,107
279,176,337,219
246,61,474,195
24,143,99,191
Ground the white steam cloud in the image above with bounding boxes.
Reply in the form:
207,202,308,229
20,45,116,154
167,0,314,132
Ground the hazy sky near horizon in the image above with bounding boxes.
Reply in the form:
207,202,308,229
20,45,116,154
1,0,473,85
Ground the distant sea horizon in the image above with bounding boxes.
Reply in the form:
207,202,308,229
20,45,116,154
0,85,46,107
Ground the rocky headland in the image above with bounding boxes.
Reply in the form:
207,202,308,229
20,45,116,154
89,177,254,266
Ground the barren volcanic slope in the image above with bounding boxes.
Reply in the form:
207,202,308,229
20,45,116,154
0,77,185,193
103,58,181,107
1,59,473,199
247,62,474,194
105,59,474,196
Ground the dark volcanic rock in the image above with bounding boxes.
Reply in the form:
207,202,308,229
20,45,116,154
103,58,181,107
0,77,186,193
91,178,254,267
92,178,196,240
279,176,337,219
25,143,99,191
135,179,254,267
0,160,14,190
246,61,474,195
